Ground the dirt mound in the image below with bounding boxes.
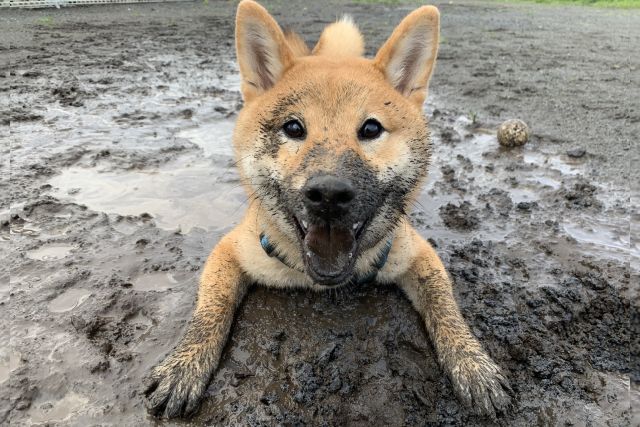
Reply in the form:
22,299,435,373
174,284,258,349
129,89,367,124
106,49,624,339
440,201,480,230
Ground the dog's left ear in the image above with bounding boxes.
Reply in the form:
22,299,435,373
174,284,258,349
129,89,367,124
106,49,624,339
235,0,294,102
374,6,440,107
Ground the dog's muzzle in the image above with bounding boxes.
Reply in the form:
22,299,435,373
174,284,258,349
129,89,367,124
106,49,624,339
294,174,366,284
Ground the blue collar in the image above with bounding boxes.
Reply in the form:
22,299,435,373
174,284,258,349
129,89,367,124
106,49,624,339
259,232,392,285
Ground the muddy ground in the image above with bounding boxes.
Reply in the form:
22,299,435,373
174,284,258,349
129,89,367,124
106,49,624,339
1,0,638,425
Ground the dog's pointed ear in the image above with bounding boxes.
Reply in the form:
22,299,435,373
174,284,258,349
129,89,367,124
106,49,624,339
235,0,294,102
374,6,440,107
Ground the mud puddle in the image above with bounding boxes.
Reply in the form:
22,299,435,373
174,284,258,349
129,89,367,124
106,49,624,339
20,110,634,426
0,349,20,385
417,116,629,262
563,216,633,261
29,392,90,424
48,118,246,233
132,271,196,292
26,243,77,261
47,288,92,313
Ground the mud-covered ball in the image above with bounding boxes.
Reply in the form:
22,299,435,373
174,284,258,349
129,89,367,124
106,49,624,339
497,119,530,147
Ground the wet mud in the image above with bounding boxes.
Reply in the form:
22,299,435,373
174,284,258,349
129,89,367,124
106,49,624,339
2,1,638,426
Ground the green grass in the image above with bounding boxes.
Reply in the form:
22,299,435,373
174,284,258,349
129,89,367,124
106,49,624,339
355,0,640,7
36,16,55,27
352,0,415,4
500,0,640,8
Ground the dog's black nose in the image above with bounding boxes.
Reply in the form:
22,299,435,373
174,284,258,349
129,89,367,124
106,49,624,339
303,175,355,217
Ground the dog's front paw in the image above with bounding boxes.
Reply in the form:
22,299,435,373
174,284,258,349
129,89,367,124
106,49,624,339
448,352,513,419
144,352,212,419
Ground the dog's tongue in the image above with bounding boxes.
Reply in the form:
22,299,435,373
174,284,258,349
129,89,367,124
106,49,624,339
304,223,355,279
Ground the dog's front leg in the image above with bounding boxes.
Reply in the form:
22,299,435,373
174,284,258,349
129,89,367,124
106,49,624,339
398,234,512,418
144,234,248,418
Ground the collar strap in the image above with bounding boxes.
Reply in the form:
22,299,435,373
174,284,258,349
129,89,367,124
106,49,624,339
260,233,303,272
259,232,392,285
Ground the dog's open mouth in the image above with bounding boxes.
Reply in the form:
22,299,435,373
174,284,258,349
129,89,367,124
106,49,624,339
293,216,366,285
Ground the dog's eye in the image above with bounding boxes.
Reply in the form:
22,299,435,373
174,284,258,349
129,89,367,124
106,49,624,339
282,119,306,139
358,119,384,140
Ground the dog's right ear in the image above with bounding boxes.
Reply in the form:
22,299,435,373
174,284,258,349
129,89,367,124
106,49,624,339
235,0,294,102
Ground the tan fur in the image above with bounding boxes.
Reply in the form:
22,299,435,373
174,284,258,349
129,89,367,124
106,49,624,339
284,29,310,57
234,1,294,101
145,0,511,419
313,16,365,57
395,228,511,416
375,6,440,106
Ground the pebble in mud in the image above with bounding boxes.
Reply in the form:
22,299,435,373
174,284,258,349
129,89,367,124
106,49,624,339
497,119,530,147
566,147,586,158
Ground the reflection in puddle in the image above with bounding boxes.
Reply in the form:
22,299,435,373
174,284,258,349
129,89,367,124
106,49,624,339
49,119,246,233
49,163,246,233
177,120,235,158
525,176,562,190
48,288,92,313
523,151,585,176
133,271,195,292
27,244,76,261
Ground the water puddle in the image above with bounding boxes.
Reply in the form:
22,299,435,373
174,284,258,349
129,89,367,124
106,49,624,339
426,119,566,200
48,288,92,313
418,116,630,264
46,333,77,363
10,221,41,237
0,273,9,305
0,350,11,384
112,219,142,235
523,151,585,176
30,392,89,424
128,311,154,340
525,175,562,190
132,271,196,292
419,118,574,241
0,349,23,384
27,243,76,261
49,119,246,233
596,372,632,419
563,217,631,261
177,119,236,158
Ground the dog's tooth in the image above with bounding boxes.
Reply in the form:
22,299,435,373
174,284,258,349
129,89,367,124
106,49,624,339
301,220,308,230
306,251,312,258
348,252,353,259
352,222,360,230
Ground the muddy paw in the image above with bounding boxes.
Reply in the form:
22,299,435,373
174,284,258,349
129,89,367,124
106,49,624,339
449,352,513,419
143,353,212,418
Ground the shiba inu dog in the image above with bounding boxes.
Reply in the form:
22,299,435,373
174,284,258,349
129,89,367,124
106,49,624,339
144,0,512,419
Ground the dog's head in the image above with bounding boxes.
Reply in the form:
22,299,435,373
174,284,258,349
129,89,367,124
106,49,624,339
233,0,439,285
